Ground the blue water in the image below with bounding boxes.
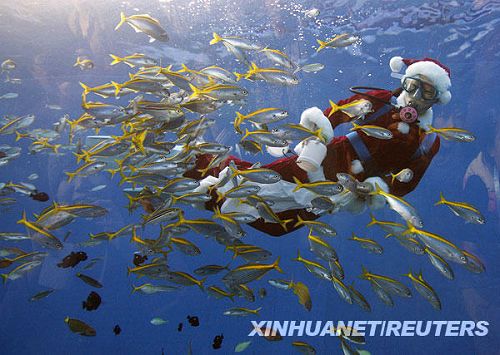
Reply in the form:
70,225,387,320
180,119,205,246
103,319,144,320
0,0,499,354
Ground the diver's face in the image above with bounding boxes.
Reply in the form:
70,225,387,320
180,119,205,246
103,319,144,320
401,75,439,114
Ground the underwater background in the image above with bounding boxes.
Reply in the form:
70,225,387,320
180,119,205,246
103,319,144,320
0,0,499,354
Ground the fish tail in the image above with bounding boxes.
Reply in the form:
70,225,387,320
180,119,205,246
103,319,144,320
1,274,7,284
328,100,339,118
434,192,446,206
292,176,303,192
280,218,294,232
316,39,327,52
390,173,397,184
111,81,121,97
106,168,120,179
65,171,76,183
79,82,91,95
178,63,190,73
234,112,245,134
209,32,223,45
215,190,225,204
255,306,262,314
52,144,61,154
109,54,122,65
188,83,202,99
73,57,81,67
73,150,88,164
366,213,378,227
14,131,25,142
292,249,301,262
241,128,252,141
273,256,283,273
198,277,207,290
127,267,132,276
131,285,138,294
115,11,127,31
233,72,245,82
293,214,304,228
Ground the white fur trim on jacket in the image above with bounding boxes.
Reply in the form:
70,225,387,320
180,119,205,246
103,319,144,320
300,107,334,141
397,122,410,134
350,159,364,175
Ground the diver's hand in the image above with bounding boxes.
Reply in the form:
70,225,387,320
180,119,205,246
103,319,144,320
299,107,334,142
294,137,327,172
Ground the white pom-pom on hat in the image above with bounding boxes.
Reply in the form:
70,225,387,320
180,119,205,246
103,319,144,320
389,56,405,73
439,90,452,104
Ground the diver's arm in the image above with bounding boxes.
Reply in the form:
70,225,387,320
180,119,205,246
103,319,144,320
382,136,441,197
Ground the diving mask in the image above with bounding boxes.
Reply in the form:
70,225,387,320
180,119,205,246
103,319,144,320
402,76,439,101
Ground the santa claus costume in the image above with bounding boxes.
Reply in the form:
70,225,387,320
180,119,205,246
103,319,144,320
185,56,452,236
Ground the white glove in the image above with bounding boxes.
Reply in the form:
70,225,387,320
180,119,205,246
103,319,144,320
294,138,327,172
299,107,334,142
364,177,389,210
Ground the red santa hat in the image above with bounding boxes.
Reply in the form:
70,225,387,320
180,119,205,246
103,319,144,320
390,56,452,104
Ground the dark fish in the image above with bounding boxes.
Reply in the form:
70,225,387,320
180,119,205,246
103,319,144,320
212,334,224,349
133,253,148,266
65,317,96,336
0,151,6,158
259,287,267,298
187,315,199,327
30,191,49,202
82,291,101,311
113,324,121,335
178,322,183,332
76,272,103,288
29,289,55,302
57,251,88,268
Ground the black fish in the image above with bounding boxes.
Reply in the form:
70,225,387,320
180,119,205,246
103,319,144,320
30,191,49,202
113,324,121,335
76,273,103,288
82,291,101,311
177,322,183,332
58,251,88,268
187,315,199,327
212,334,224,349
133,253,148,266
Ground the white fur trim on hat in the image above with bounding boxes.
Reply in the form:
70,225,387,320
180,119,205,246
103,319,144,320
390,56,405,73
397,122,410,134
350,159,364,175
404,61,451,92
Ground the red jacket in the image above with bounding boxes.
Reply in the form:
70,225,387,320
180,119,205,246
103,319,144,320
185,89,440,236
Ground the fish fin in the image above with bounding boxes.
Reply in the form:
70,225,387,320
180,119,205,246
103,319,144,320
293,214,304,228
273,256,283,273
233,72,245,82
109,54,122,65
234,112,245,134
316,39,327,52
198,277,207,290
292,176,303,192
14,131,25,142
115,11,127,31
111,81,121,97
366,213,378,227
434,192,446,206
328,100,339,118
209,32,222,45
79,82,91,96
65,171,76,183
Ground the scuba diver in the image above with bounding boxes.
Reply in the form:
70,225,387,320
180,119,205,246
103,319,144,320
184,56,452,236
